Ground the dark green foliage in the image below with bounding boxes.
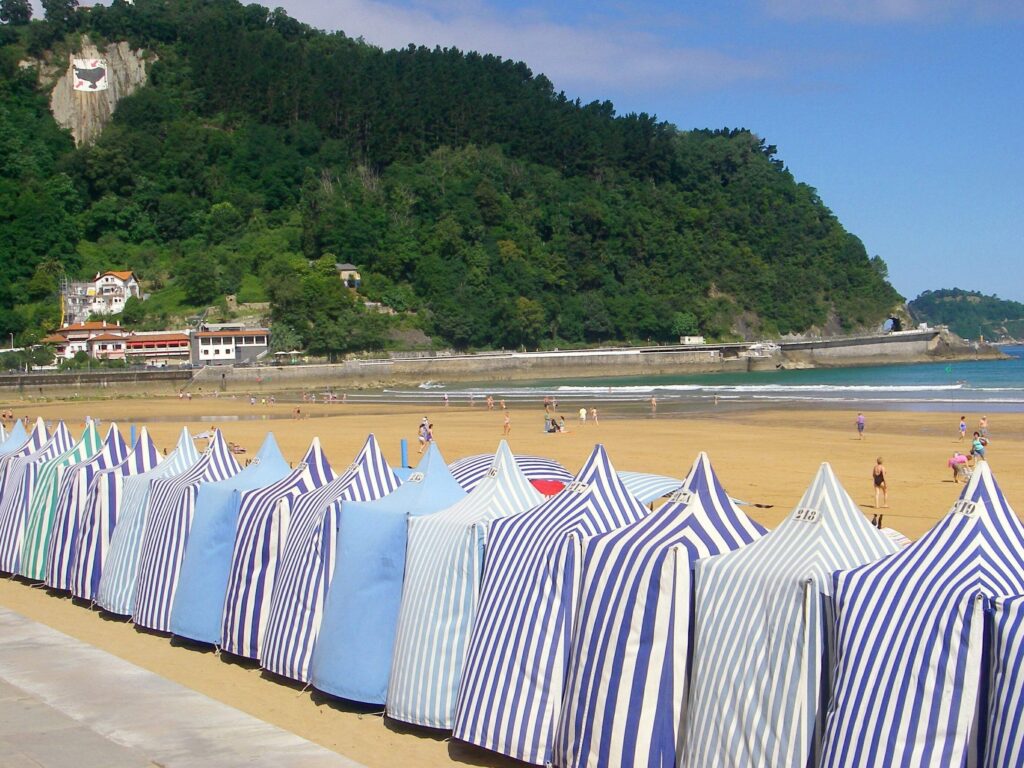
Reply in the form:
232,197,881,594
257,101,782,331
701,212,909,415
0,0,903,353
909,289,1024,341
0,0,31,25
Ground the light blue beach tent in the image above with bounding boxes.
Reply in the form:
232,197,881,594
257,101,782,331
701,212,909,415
170,437,333,644
0,420,26,454
256,434,400,675
554,452,766,768
44,423,129,591
18,419,103,581
69,427,161,601
0,418,46,489
452,444,649,765
616,470,684,504
986,594,1024,768
0,421,73,573
388,440,544,728
96,427,200,615
131,431,254,632
685,463,896,768
309,442,465,705
820,461,1024,768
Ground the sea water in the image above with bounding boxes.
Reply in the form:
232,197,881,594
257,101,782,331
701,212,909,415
383,346,1024,413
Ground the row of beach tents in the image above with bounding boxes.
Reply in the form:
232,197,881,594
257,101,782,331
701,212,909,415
0,417,1021,767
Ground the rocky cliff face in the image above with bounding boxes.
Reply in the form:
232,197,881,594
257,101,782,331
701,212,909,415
42,38,153,146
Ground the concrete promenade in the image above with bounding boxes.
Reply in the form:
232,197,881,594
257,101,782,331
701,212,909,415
0,608,364,768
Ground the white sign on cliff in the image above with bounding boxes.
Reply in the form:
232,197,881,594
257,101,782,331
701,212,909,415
73,59,108,91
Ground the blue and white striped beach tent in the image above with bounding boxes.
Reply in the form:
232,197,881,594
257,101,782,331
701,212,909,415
449,453,573,493
96,427,201,616
820,462,1024,768
69,427,161,601
132,430,249,632
554,452,767,768
309,442,466,705
0,420,27,455
685,462,897,768
452,444,649,765
985,594,1024,768
388,440,545,728
0,421,73,573
18,420,103,581
0,418,50,510
169,437,326,644
616,471,684,505
44,423,129,591
256,434,400,673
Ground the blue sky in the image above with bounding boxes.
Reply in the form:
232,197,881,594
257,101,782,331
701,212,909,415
268,0,1024,303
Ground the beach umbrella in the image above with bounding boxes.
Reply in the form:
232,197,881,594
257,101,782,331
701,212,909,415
43,423,129,591
452,444,648,765
309,442,466,705
685,463,897,768
616,470,684,504
0,419,27,455
0,421,74,573
449,453,572,493
169,437,333,645
388,440,545,729
96,427,201,616
69,427,162,601
554,452,766,768
18,420,103,581
132,430,251,632
986,594,1024,768
820,462,1024,767
255,434,400,673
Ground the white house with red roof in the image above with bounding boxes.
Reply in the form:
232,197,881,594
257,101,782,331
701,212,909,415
62,271,143,325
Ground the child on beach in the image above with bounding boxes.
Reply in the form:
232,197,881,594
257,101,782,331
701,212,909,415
959,416,967,441
856,413,866,439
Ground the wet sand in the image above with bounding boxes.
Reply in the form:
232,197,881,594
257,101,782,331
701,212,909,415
0,395,1021,767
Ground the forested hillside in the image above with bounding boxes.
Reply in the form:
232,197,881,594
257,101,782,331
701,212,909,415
0,0,903,354
910,289,1024,341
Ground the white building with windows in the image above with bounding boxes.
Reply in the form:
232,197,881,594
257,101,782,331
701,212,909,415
62,271,143,325
192,327,270,366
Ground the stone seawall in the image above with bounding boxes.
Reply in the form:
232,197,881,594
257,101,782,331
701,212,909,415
195,348,750,390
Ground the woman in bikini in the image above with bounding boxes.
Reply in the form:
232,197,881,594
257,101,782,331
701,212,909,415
873,457,888,509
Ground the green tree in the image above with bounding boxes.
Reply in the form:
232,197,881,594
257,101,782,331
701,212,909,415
0,0,31,25
41,0,76,26
176,252,221,306
671,311,699,338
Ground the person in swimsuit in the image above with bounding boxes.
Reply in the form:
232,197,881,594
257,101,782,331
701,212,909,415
856,413,865,439
958,416,967,441
873,457,888,508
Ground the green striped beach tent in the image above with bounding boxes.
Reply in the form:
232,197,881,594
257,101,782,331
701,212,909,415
0,421,74,573
388,440,544,728
19,420,103,581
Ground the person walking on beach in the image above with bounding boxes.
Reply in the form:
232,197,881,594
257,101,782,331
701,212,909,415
578,407,587,425
590,407,599,426
503,411,511,436
958,416,967,441
873,457,888,508
443,392,449,407
650,396,657,413
856,413,866,440
979,415,989,439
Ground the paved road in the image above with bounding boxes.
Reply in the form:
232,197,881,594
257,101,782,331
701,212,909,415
0,608,364,768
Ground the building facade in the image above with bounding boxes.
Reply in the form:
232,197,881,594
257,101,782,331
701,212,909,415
62,271,143,326
191,328,270,366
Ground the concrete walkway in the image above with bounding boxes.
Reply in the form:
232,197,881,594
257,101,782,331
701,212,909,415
0,608,364,768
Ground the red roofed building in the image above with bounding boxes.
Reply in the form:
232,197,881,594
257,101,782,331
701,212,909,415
45,320,127,359
62,271,142,325
124,332,191,366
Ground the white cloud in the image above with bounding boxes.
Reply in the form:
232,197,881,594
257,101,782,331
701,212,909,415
280,0,773,97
